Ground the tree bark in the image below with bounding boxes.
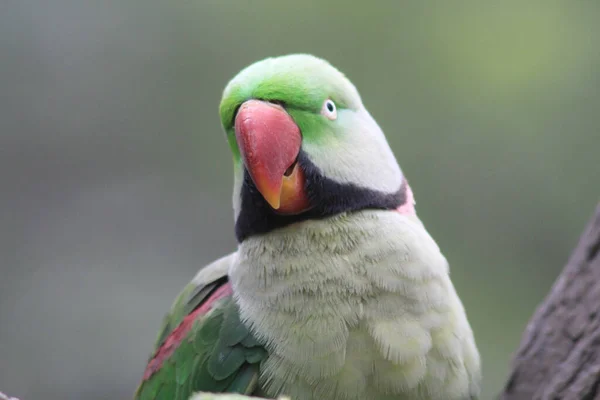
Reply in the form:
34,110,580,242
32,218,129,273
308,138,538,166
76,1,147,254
500,203,600,400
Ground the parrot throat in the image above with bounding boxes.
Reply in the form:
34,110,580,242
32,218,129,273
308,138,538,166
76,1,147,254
235,151,408,242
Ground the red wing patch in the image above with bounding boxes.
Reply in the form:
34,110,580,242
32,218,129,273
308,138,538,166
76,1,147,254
143,282,233,380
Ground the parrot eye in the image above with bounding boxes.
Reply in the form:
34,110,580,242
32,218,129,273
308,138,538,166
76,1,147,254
321,99,337,120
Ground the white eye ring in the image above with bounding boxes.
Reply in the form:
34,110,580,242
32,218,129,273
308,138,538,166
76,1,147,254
321,99,337,120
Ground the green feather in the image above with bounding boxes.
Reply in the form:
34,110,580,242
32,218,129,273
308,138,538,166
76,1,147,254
193,356,238,393
154,362,175,400
208,343,246,381
138,372,162,400
244,347,267,364
240,334,260,348
183,281,220,317
219,55,356,130
186,354,206,397
226,363,260,394
135,272,267,400
195,309,224,349
220,300,251,347
174,340,194,385
153,282,197,349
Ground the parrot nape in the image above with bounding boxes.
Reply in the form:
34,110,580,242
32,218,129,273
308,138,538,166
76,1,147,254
134,54,482,400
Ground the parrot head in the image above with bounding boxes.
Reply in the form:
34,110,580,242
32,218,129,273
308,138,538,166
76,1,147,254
219,54,412,242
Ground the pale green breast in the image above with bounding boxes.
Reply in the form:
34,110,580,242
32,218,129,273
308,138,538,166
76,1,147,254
230,210,481,400
255,300,480,400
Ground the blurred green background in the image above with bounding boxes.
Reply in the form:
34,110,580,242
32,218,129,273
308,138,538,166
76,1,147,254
1,1,599,399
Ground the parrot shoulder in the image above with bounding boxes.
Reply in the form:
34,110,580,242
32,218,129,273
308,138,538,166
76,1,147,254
135,252,267,400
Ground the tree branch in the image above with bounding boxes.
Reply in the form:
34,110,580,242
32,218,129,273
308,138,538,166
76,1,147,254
500,203,600,400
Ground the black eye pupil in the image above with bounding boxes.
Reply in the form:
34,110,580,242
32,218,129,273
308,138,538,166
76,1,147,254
326,101,335,112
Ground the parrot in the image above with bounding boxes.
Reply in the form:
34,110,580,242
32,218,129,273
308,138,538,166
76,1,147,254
134,54,482,400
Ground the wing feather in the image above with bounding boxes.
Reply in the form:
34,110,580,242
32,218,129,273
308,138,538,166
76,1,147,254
135,254,266,400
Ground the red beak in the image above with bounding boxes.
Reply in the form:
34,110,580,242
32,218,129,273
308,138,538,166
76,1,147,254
234,100,310,214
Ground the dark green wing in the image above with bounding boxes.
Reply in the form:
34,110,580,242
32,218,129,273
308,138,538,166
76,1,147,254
135,255,267,400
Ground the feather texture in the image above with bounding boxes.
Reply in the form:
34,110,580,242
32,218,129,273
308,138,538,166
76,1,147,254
135,255,267,400
230,210,481,400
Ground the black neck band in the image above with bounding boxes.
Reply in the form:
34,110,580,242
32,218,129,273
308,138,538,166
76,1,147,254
234,151,406,242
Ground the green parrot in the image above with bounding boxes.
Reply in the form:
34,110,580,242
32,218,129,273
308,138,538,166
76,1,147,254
135,54,481,400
